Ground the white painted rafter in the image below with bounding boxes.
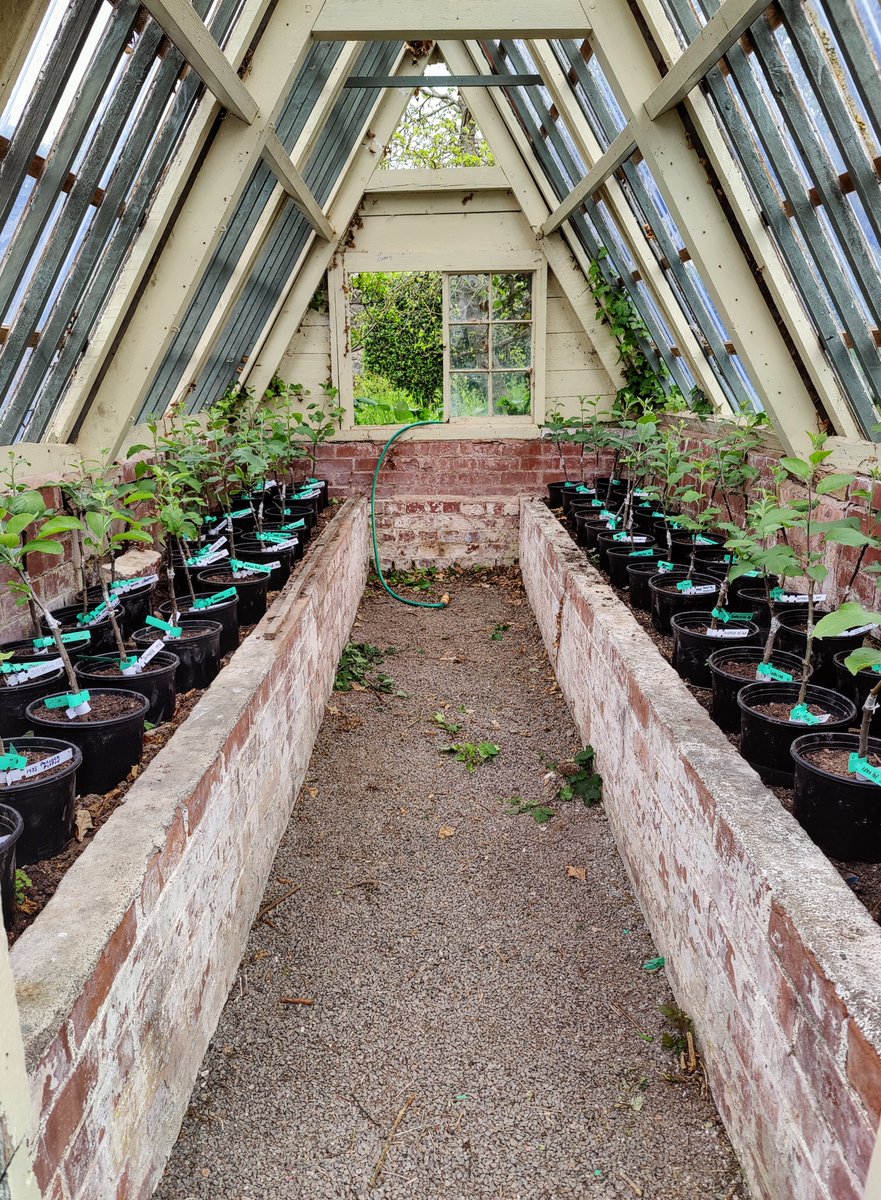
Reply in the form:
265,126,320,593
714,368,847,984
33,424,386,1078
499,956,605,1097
311,0,591,40
541,126,636,236
261,130,334,240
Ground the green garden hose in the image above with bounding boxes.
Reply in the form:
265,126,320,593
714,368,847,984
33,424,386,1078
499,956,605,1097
370,420,449,609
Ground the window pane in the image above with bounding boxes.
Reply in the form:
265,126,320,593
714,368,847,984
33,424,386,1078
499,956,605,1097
492,322,531,368
450,274,488,320
451,371,489,416
450,324,489,369
492,272,532,320
492,371,531,415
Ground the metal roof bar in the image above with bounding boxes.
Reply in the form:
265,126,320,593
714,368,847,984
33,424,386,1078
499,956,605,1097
140,0,259,123
343,74,543,87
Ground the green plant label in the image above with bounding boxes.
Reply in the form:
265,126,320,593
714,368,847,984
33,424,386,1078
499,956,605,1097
119,654,142,676
111,574,159,595
1,658,62,685
575,485,591,494
44,691,90,710
789,704,826,725
848,753,881,786
612,532,629,542
711,607,731,623
652,511,665,517
145,615,182,637
32,631,90,648
629,549,655,558
872,664,881,675
729,612,755,621
0,751,27,771
76,602,108,626
657,561,675,572
591,499,603,507
192,588,237,610
230,507,253,518
756,663,793,682
229,558,273,575
280,519,307,531
742,570,761,578
307,478,320,484
599,509,615,519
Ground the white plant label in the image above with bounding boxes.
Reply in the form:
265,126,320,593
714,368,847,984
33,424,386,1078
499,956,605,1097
21,748,74,779
192,550,228,568
67,701,91,719
6,658,63,686
681,585,717,596
112,574,159,594
847,623,878,636
630,536,650,543
266,538,298,551
706,627,750,639
206,536,227,554
263,560,282,571
208,518,229,536
129,637,166,673
778,593,826,604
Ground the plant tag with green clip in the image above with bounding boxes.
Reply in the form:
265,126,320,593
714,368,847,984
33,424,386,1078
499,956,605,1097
256,532,298,549
192,587,238,611
676,581,716,595
849,750,881,785
44,690,91,718
598,509,615,520
712,607,731,623
575,485,591,494
629,548,656,558
130,638,166,671
20,747,73,781
613,532,629,542
119,653,143,677
77,601,108,626
111,574,159,596
146,615,182,639
2,658,63,686
0,747,27,773
229,558,273,577
756,663,793,682
657,560,675,572
789,704,828,725
280,519,306,531
591,499,603,507
695,535,715,546
229,507,253,519
33,630,90,649
652,510,665,517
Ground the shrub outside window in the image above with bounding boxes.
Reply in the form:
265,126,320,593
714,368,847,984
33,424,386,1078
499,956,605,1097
447,272,534,418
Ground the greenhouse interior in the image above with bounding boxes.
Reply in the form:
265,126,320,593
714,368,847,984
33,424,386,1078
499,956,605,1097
3,1,881,1197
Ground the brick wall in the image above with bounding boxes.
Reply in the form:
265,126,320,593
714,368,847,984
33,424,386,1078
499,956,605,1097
519,498,881,1200
10,499,371,1200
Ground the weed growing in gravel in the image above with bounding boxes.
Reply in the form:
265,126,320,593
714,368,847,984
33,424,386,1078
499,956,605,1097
433,711,461,734
491,622,510,641
15,868,32,905
659,1003,694,1055
385,566,439,592
555,746,603,806
503,797,556,824
441,741,500,772
335,642,402,695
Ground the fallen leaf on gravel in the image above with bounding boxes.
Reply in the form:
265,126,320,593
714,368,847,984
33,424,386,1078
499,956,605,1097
629,1093,646,1112
438,825,456,839
200,1168,211,1177
350,681,366,691
399,806,409,815
308,787,319,797
327,705,341,715
566,865,587,881
253,949,270,962
74,808,94,842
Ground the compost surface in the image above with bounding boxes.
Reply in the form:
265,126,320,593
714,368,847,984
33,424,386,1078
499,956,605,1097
156,568,744,1200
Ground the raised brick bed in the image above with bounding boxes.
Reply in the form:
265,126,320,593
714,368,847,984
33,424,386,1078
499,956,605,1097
519,497,881,1200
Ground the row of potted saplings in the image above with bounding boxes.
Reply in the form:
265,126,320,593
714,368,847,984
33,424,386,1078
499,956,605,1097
0,478,328,930
549,447,881,865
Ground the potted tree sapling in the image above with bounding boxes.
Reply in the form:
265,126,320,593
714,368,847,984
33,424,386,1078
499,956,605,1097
0,501,85,852
736,435,861,785
598,416,661,583
542,407,577,509
790,602,881,860
24,482,151,796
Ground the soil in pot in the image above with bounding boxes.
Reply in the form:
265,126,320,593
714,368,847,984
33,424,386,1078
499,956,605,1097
707,647,808,733
75,650,179,725
25,690,147,796
132,621,222,692
0,663,66,735
737,588,811,631
195,567,269,626
43,601,126,655
649,572,720,636
1,631,95,663
792,733,881,861
0,738,82,863
158,595,239,657
0,805,23,929
670,612,760,689
737,682,856,786
832,651,881,737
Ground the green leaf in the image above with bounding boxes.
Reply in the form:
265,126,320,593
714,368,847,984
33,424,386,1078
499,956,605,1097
779,456,811,480
39,515,83,536
843,647,881,675
5,511,35,538
113,530,153,543
814,603,881,640
823,525,876,547
21,539,63,556
816,473,853,496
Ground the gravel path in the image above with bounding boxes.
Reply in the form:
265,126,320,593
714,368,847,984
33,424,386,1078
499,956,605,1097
156,569,745,1200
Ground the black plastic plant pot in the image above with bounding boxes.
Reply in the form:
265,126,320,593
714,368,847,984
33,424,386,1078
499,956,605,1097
195,567,269,626
229,509,257,536
278,502,318,528
560,483,587,515
608,547,664,590
547,481,576,508
0,664,66,735
669,535,724,566
158,596,239,657
707,647,807,734
693,553,734,580
776,609,869,689
235,538,293,590
632,506,661,535
25,691,146,796
596,532,656,575
737,683,857,787
576,516,614,551
649,572,720,637
791,732,881,861
832,651,881,737
728,574,768,605
627,560,676,611
132,621,222,692
43,602,125,655
74,651,179,725
77,581,155,636
671,612,760,689
738,588,809,632
0,805,23,928
0,738,82,863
